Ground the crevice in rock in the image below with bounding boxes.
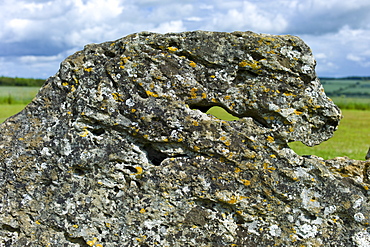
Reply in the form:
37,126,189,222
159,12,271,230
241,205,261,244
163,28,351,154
189,101,269,127
106,70,119,90
1,224,20,233
142,144,170,166
135,82,149,99
72,166,87,177
64,232,89,246
91,127,105,136
124,165,138,173
104,50,116,58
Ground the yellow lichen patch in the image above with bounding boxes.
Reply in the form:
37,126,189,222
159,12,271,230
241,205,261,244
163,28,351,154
62,82,69,86
190,88,198,99
145,90,159,97
264,162,276,172
189,61,197,67
167,47,178,52
270,154,277,159
79,129,89,137
112,92,123,101
86,237,98,246
131,166,143,175
193,146,200,151
239,60,260,70
131,109,137,113
35,220,41,225
227,195,237,204
110,42,115,47
119,65,125,69
121,56,131,63
224,95,231,100
234,167,241,173
283,92,295,97
177,138,183,142
241,179,251,186
105,222,111,228
210,75,216,78
84,67,93,72
267,136,274,143
201,92,207,99
294,110,303,115
364,185,369,190
192,120,199,126
139,208,146,214
72,225,79,228
71,85,76,92
224,140,231,146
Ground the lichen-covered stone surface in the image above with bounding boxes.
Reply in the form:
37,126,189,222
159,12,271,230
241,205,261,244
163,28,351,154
1,31,369,246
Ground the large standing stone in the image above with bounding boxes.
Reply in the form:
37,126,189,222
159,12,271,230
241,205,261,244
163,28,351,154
1,31,369,246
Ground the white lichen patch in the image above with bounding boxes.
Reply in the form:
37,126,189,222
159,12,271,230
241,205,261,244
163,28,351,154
268,224,282,237
295,223,318,239
352,230,370,247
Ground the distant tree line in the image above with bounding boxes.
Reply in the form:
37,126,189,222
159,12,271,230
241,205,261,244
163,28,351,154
320,76,370,80
0,76,45,87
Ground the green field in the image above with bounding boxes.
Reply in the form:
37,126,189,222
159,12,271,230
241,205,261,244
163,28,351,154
0,105,27,123
289,110,370,160
207,106,370,161
321,77,370,98
0,86,40,104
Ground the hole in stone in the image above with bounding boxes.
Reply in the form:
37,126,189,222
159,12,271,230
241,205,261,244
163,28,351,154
104,50,116,58
189,103,239,121
91,128,105,136
206,106,239,121
73,167,86,176
124,166,138,173
142,144,168,166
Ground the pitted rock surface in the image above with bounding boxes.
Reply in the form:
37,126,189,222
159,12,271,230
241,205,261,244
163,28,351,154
1,31,369,246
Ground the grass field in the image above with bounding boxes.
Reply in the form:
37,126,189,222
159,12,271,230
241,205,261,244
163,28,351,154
0,105,27,123
289,110,370,160
0,86,40,104
207,106,370,160
321,78,370,96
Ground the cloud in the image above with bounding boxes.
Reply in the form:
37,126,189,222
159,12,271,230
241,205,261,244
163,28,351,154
1,0,370,78
204,1,287,33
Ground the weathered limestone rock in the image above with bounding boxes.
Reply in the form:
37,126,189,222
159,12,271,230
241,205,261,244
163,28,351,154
1,31,369,246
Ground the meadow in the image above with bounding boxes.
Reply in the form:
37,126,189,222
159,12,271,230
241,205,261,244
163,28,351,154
0,86,40,105
207,106,370,161
0,78,369,161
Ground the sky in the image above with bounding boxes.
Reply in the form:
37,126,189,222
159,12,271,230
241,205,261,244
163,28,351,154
1,0,370,79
